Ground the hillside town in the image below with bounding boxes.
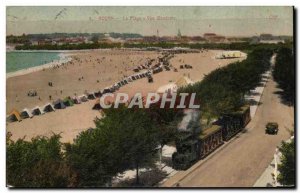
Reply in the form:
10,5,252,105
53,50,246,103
6,31,292,49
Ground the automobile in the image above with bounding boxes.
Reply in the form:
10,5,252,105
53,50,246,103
265,122,279,135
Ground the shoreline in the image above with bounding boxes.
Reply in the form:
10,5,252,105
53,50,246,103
6,53,73,79
5,48,156,79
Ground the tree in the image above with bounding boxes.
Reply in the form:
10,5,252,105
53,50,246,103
102,106,160,185
65,127,118,187
278,139,295,186
91,35,99,43
145,104,184,164
6,133,75,187
273,47,295,105
65,105,160,186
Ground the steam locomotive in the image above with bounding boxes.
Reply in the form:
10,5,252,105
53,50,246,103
172,105,251,170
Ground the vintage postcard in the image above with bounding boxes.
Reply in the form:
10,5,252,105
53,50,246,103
6,6,295,188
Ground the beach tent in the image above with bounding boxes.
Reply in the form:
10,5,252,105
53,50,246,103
79,95,88,102
92,98,102,110
109,86,116,93
122,80,128,84
7,109,22,122
103,86,115,94
43,103,55,113
63,97,74,107
94,91,102,98
113,84,119,90
53,99,66,109
87,92,96,100
102,87,111,94
125,76,132,82
72,96,81,104
31,106,45,115
20,108,33,119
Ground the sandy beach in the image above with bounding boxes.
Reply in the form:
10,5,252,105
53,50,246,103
7,49,245,142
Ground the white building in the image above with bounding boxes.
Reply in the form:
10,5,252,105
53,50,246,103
215,51,247,59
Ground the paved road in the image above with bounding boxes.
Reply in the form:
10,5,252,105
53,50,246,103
162,76,294,187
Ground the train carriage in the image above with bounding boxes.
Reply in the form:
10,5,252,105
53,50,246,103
221,105,250,141
198,125,223,158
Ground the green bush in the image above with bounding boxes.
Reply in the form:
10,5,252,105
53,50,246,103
278,139,295,186
6,134,75,187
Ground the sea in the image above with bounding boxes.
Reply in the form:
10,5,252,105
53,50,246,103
6,51,62,73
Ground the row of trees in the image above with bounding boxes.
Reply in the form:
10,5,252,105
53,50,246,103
7,105,182,187
273,47,295,106
273,47,295,185
7,33,143,42
14,41,292,51
6,34,30,44
178,48,274,119
273,47,296,186
15,42,122,50
124,42,284,51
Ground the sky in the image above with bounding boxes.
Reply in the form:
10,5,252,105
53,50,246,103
6,6,293,36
